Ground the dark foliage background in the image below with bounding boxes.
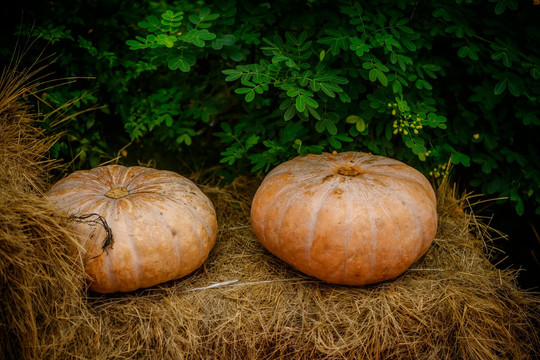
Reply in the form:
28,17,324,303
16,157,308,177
1,0,539,288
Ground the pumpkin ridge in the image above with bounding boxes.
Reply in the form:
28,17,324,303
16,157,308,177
394,175,432,251
352,180,379,282
58,196,103,216
122,166,153,186
140,197,207,267
395,181,436,258
118,207,143,291
254,172,303,242
392,179,432,260
166,218,183,276
342,182,358,278
369,168,436,201
358,158,402,168
135,189,216,243
268,181,311,252
399,192,426,263
101,165,120,186
304,184,336,271
360,180,406,269
337,181,354,280
141,192,211,237
123,168,176,190
49,176,106,200
123,196,195,290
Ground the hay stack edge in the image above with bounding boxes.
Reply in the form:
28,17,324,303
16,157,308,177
1,61,539,360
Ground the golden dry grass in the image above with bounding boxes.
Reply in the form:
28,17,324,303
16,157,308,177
0,55,94,360
1,56,539,360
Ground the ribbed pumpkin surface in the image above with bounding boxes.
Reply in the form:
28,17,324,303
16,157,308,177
46,165,218,293
250,152,437,286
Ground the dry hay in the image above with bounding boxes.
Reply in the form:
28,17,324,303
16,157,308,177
77,179,540,360
1,59,540,360
0,57,95,359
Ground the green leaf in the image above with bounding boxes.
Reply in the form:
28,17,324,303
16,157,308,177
362,61,374,70
126,40,144,50
494,0,507,14
245,90,255,102
415,79,432,90
404,137,427,155
222,69,243,81
315,120,325,133
164,114,173,127
522,113,540,126
369,68,378,82
374,63,389,72
176,133,192,145
392,80,402,94
245,135,259,150
515,197,524,216
307,106,321,120
295,96,306,112
181,29,216,47
197,29,217,40
303,96,319,109
350,38,370,57
168,56,193,72
492,51,511,67
457,46,479,60
138,15,161,32
283,105,296,121
451,152,471,167
356,119,366,132
506,77,520,96
326,121,338,135
318,82,343,97
432,8,451,20
531,67,540,80
234,87,250,94
487,177,504,194
377,71,388,86
328,136,342,149
345,115,366,132
509,187,525,215
221,122,232,134
334,134,353,142
494,79,506,95
422,64,442,78
317,29,349,55
345,115,360,124
212,34,236,50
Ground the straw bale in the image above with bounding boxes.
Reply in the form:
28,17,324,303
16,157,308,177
71,179,538,360
1,57,539,360
0,59,95,360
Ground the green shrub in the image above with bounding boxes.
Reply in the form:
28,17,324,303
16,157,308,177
7,0,540,216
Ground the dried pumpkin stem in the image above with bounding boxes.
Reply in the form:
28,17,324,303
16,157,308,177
68,213,114,260
337,166,361,177
104,187,130,199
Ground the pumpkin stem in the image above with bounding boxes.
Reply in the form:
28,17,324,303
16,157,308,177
337,166,361,176
104,187,130,199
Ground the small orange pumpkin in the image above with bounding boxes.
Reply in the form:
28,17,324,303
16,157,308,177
250,151,437,286
46,165,218,293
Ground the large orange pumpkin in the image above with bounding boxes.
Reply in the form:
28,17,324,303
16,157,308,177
46,165,218,293
250,151,437,286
